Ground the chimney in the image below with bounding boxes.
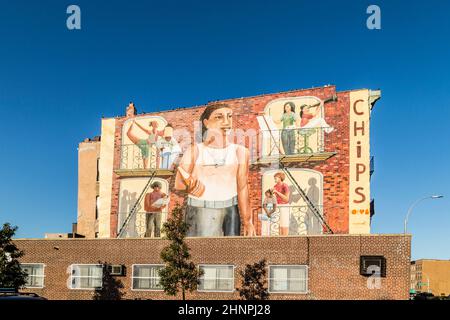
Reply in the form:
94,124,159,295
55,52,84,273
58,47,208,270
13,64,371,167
72,223,78,235
126,102,137,117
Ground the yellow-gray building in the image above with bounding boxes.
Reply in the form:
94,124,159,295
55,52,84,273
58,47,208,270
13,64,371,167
411,259,450,296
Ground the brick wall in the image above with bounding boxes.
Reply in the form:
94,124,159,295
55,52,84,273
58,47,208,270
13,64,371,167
108,85,352,237
17,234,411,300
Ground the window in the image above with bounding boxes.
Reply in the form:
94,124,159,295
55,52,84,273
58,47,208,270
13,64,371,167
70,264,103,289
198,265,234,292
132,265,163,290
21,264,45,288
95,196,100,220
96,158,100,182
268,265,308,293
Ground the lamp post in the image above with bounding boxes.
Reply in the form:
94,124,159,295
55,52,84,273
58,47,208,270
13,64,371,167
404,195,443,234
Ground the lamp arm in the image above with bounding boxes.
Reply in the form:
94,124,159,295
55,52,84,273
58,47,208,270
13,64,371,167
404,197,431,234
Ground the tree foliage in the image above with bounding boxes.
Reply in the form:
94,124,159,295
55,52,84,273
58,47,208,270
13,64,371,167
238,259,269,300
158,204,203,300
0,223,27,290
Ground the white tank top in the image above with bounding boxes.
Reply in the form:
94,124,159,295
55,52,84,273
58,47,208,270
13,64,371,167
189,143,239,201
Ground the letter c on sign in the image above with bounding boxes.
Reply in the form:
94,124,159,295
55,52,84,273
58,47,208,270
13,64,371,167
353,99,365,116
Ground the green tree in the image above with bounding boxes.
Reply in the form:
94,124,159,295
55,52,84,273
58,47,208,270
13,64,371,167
238,259,270,300
0,223,27,290
158,204,203,300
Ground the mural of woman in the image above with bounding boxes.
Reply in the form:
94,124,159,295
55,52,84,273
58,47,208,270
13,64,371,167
126,120,164,168
174,103,255,237
299,104,320,127
299,103,334,133
273,102,300,155
272,172,291,235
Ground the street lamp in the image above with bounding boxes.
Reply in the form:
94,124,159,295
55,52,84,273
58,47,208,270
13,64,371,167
404,195,444,234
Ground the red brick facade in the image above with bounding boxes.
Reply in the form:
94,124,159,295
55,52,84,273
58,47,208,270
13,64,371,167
108,86,352,237
17,234,411,300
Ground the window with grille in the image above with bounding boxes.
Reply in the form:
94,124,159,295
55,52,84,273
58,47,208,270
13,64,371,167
70,264,103,289
21,264,45,288
268,265,308,293
198,265,234,292
132,265,163,290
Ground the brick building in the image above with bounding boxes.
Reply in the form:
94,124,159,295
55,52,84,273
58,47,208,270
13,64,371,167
410,259,450,296
79,85,380,238
15,85,412,299
17,235,410,300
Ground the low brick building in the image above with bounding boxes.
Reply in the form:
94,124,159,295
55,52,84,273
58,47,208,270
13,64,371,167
16,234,411,300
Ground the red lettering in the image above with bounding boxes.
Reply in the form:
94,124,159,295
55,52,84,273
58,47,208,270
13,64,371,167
354,187,366,203
354,121,365,136
356,163,366,181
357,142,362,158
353,99,365,115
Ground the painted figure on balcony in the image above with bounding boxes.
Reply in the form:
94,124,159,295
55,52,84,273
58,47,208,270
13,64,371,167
126,120,163,169
273,102,300,155
299,103,334,133
156,125,182,170
260,189,277,236
175,103,256,237
144,181,168,238
271,172,291,236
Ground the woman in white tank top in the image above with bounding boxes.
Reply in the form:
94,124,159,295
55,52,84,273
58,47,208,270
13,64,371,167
174,103,256,237
190,142,239,201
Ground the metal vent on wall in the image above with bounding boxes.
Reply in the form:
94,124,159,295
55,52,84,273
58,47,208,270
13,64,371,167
360,256,386,277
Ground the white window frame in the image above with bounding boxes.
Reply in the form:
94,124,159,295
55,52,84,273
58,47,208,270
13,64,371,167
21,263,45,289
131,264,164,291
268,265,309,294
69,264,103,290
198,264,235,293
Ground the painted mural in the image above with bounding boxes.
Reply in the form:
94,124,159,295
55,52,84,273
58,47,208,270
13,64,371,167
118,177,169,238
121,116,182,171
117,96,337,238
260,169,323,236
257,96,335,157
174,103,256,237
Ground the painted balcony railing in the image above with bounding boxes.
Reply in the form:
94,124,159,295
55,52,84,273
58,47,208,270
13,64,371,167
119,205,325,238
257,205,325,236
119,143,178,173
117,211,168,238
255,127,336,163
118,126,336,173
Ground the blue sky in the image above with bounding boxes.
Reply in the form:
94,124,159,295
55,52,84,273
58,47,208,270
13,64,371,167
0,0,449,260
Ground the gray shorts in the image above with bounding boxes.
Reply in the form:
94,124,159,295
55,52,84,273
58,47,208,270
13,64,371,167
185,204,241,237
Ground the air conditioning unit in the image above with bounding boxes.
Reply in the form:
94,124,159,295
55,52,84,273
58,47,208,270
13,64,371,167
108,265,125,276
360,256,386,277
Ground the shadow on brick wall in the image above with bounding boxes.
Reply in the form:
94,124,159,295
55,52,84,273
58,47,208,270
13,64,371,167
93,262,125,300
